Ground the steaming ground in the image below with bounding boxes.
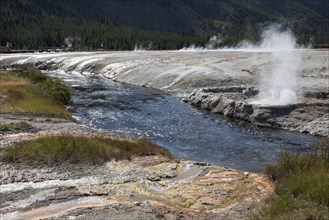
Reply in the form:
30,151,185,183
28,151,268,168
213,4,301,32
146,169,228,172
1,49,327,219
0,49,328,96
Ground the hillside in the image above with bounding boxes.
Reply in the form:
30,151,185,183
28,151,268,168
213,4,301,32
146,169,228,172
184,0,329,45
0,0,328,50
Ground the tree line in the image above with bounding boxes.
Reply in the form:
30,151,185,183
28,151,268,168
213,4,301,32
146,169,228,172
0,0,328,50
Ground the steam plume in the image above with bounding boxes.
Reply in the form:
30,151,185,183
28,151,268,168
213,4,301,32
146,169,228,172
251,25,301,106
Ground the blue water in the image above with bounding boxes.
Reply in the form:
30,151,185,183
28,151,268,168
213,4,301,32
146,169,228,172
49,71,319,172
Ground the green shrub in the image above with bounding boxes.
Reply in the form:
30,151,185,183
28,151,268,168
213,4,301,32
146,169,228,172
15,69,47,82
14,69,71,104
46,78,71,105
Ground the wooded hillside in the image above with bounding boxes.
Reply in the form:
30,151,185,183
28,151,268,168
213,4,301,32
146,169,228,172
0,0,328,50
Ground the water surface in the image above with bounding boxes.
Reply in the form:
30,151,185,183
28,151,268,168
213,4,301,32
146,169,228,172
49,71,319,172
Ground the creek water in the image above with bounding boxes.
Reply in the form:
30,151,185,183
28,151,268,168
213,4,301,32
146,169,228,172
49,71,319,172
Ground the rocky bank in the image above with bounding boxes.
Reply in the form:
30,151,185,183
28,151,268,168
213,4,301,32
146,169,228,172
0,114,274,219
188,87,329,136
1,49,326,218
1,49,328,136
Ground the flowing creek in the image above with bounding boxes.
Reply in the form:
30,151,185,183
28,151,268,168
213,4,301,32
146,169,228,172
48,71,320,172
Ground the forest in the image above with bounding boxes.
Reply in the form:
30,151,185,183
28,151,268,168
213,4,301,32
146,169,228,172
0,0,328,50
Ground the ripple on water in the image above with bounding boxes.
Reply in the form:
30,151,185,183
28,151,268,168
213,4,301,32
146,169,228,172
48,71,320,172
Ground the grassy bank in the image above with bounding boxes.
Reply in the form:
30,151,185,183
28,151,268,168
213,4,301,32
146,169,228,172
0,70,173,165
253,138,329,219
0,69,72,120
1,135,173,165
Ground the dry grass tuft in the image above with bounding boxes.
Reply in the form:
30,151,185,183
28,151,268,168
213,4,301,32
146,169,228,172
1,135,173,165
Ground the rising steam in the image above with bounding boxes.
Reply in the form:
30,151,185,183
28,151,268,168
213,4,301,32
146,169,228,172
250,25,301,106
180,35,222,51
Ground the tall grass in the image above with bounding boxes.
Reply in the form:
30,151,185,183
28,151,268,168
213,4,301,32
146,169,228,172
1,135,173,165
253,138,329,219
0,70,72,120
1,94,72,119
0,73,28,92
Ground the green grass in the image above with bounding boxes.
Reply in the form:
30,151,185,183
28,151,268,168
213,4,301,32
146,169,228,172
1,94,73,119
0,69,72,120
14,69,71,104
1,135,173,165
255,193,329,220
253,138,329,220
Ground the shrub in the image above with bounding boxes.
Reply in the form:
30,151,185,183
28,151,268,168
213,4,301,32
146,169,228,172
14,69,71,104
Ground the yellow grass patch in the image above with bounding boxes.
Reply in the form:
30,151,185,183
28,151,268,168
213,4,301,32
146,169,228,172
0,70,73,120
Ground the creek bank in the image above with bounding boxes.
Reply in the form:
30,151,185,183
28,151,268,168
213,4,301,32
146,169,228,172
1,154,274,220
0,113,274,219
1,50,328,137
0,113,95,149
188,87,329,137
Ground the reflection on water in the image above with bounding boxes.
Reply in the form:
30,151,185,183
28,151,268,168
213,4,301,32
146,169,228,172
49,71,319,172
